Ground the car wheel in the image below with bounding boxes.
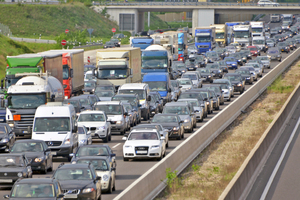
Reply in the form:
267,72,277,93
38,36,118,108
123,157,129,161
240,90,243,94
103,135,108,143
279,59,281,62
108,134,111,142
120,129,125,135
42,163,47,174
49,161,53,172
227,98,231,102
166,141,169,148
108,180,113,194
193,122,196,128
182,131,184,138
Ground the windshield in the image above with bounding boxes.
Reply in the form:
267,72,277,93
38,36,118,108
225,57,236,62
78,113,105,122
249,47,258,51
98,69,128,79
171,81,179,88
11,142,43,153
179,93,203,100
206,52,217,57
0,156,24,167
207,65,219,69
236,70,250,75
252,28,263,33
34,117,70,132
5,78,20,88
77,127,86,134
188,46,197,50
195,36,211,43
95,85,114,91
77,98,91,106
8,94,46,109
84,82,96,88
253,40,265,44
77,159,109,171
268,50,279,54
11,184,55,198
54,168,92,180
225,75,240,81
163,106,189,115
234,31,249,38
178,79,192,85
85,73,96,80
152,115,178,123
278,43,286,47
258,57,268,60
112,96,138,107
182,74,197,80
283,17,292,21
63,66,69,80
84,66,95,72
199,69,210,73
94,104,122,115
77,146,109,156
216,32,224,39
142,59,168,69
145,81,167,91
128,132,158,140
95,91,114,97
64,100,79,108
119,89,146,99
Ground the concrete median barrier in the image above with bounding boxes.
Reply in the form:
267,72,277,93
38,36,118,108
114,48,300,200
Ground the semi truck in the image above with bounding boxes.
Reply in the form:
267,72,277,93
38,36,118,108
233,25,252,46
3,72,64,137
210,24,227,47
130,37,154,50
177,32,188,61
150,32,178,61
194,27,216,54
225,22,242,45
141,44,171,76
48,49,84,99
270,14,281,23
250,21,265,37
94,47,142,87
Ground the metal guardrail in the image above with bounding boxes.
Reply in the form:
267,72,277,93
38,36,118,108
113,45,300,200
9,37,57,44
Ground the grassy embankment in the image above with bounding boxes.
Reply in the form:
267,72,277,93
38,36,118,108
157,60,300,200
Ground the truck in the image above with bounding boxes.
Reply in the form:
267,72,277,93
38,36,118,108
233,25,252,46
210,24,227,47
177,32,188,61
130,37,154,50
194,27,216,54
225,22,242,45
150,33,178,61
94,47,141,88
282,14,293,26
270,14,281,23
48,49,84,99
3,72,64,137
250,21,265,37
141,44,171,76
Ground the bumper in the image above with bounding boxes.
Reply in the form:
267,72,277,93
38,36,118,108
223,93,230,100
31,161,47,171
0,143,9,152
233,86,243,92
227,65,238,70
202,77,213,82
183,121,192,131
0,178,19,187
111,124,126,132
92,129,108,138
123,148,162,159
12,127,32,136
49,145,73,158
63,191,97,200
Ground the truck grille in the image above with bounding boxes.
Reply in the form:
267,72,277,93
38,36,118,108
14,114,35,129
197,45,209,48
45,141,62,147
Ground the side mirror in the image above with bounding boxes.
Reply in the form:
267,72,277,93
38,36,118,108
87,131,91,135
122,137,127,141
3,195,9,199
69,153,74,157
111,153,116,157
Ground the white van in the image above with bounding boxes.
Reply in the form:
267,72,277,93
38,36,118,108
32,102,78,161
252,36,267,52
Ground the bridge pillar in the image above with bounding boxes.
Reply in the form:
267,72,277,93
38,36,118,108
192,9,215,36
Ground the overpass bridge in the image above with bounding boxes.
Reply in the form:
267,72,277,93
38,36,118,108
93,2,300,35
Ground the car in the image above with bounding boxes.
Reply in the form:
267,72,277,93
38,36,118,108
199,89,220,111
177,78,194,92
216,60,229,73
70,144,116,168
286,39,297,50
225,45,236,54
197,68,213,83
94,90,115,101
73,156,116,193
172,63,186,76
63,98,85,116
170,80,181,101
277,42,290,53
150,91,164,113
235,69,253,85
83,81,97,94
95,84,116,93
10,140,53,174
215,48,226,59
84,64,96,75
265,23,270,32
257,0,279,6
122,102,138,127
236,52,247,63
229,53,243,66
94,101,129,135
112,33,125,39
53,163,101,200
110,39,121,47
187,45,198,55
84,70,97,82
77,125,92,146
224,57,238,70
0,153,32,187
194,55,207,68
77,111,111,143
270,28,278,36
213,79,234,98
0,123,15,152
281,21,290,31
185,59,197,71
266,39,275,47
274,34,284,43
71,95,97,110
4,178,64,199
177,99,204,122
149,95,159,117
181,72,202,88
179,91,209,116
229,42,241,52
206,63,223,78
202,84,225,105
247,46,260,56
256,56,271,69
224,73,245,94
103,41,116,49
132,124,169,148
122,129,166,161
205,51,220,62
274,27,283,34
240,66,258,81
267,47,282,62
245,63,263,77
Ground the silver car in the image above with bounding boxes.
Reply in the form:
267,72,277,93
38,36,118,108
245,63,263,77
181,72,202,88
240,66,258,81
256,56,271,69
177,99,204,122
266,39,275,47
267,47,282,62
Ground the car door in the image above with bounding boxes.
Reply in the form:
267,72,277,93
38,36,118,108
42,142,52,168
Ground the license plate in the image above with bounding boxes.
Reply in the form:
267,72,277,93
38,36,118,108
64,194,77,198
22,131,28,133
0,179,12,183
51,152,57,155
136,151,147,154
189,68,194,70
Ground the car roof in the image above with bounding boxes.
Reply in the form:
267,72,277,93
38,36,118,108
95,101,121,105
75,156,109,161
14,139,45,144
130,129,158,133
16,178,57,184
58,163,90,169
79,110,105,114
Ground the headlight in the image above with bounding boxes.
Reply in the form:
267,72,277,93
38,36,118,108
208,75,211,78
173,126,180,131
0,138,8,143
98,126,106,130
218,70,222,73
8,123,14,128
102,174,109,181
184,119,190,123
63,138,71,145
82,188,95,193
71,161,76,164
116,121,122,124
34,157,44,162
79,139,86,144
206,102,210,105
237,83,242,86
17,172,22,177
151,145,160,149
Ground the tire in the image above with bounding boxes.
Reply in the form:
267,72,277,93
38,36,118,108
166,141,169,148
103,135,108,143
112,180,116,191
181,131,184,138
108,134,111,142
107,180,113,194
240,90,243,94
279,59,281,62
193,122,196,128
120,129,125,135
42,164,47,174
49,161,53,172
123,157,129,161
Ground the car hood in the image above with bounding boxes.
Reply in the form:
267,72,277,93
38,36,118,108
226,61,237,65
231,80,242,85
22,152,44,160
158,91,168,97
153,122,179,129
0,166,24,172
58,180,94,190
178,115,190,120
107,115,123,121
99,97,112,101
95,170,110,178
78,134,88,141
124,140,161,147
77,121,107,127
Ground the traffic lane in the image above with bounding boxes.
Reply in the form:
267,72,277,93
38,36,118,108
246,100,300,200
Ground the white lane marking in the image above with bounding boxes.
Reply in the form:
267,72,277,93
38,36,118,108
260,116,300,200
112,143,121,149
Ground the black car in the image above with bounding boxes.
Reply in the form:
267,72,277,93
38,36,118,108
151,114,184,140
95,84,116,93
0,123,15,152
83,81,97,94
215,48,226,59
178,92,208,117
173,63,187,76
190,88,214,115
235,69,253,85
149,94,159,117
10,140,53,174
4,178,64,199
217,61,228,73
110,39,120,47
72,94,99,110
103,41,115,49
240,49,252,60
63,98,85,115
150,91,163,112
206,63,223,78
185,60,197,71
53,163,101,200
0,153,32,187
224,73,245,94
202,84,225,105
196,68,213,83
70,145,116,169
205,51,220,63
194,55,207,68
229,53,243,66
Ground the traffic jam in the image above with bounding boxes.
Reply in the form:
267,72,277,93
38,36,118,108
0,13,299,200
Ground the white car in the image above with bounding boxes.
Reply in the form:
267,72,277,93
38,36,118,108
257,0,279,6
122,129,166,161
84,70,97,82
177,78,194,92
77,125,92,146
77,111,111,143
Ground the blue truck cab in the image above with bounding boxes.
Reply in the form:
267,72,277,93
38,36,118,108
142,72,171,104
131,37,154,50
195,27,216,54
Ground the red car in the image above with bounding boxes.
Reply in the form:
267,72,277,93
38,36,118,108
247,46,260,56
